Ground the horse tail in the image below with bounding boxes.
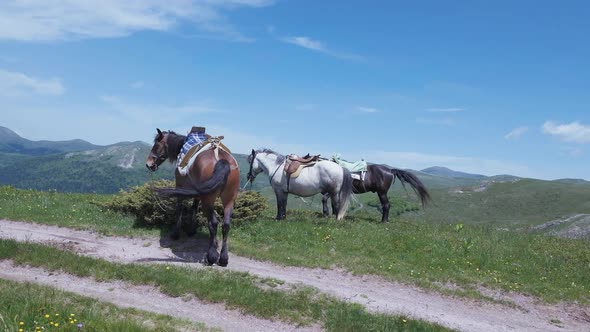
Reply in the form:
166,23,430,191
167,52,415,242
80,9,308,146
389,168,431,206
156,159,230,197
336,167,353,220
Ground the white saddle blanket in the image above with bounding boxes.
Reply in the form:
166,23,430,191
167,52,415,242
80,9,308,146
351,171,366,181
177,143,213,176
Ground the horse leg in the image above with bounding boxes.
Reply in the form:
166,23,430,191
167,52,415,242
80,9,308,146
170,198,184,240
378,191,391,223
274,189,288,220
321,192,330,217
330,192,340,218
203,202,219,265
218,203,234,267
185,198,199,237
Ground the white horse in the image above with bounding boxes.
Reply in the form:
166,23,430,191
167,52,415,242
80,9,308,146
246,148,353,220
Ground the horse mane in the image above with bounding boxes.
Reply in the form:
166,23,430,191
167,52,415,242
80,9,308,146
256,148,285,165
154,130,186,162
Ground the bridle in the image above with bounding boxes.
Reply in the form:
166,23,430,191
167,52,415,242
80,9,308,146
245,150,284,187
246,150,257,183
146,133,169,172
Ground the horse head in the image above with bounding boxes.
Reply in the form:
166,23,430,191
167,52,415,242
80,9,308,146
146,128,169,171
246,149,262,182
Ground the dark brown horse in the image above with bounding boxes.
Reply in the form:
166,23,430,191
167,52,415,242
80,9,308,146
322,164,430,222
146,128,240,266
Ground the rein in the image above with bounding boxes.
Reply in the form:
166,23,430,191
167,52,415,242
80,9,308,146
268,160,285,187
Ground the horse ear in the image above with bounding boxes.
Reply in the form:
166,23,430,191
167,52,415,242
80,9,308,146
251,149,255,155
157,128,162,135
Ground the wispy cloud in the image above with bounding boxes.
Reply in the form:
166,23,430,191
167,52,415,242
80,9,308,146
281,35,364,61
542,121,590,144
367,150,533,178
101,95,217,121
563,146,584,157
357,106,379,113
427,107,464,113
130,81,144,89
504,126,528,140
0,69,64,96
0,0,274,42
416,117,455,126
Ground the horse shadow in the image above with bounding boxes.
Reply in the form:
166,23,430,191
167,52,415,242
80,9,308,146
135,227,211,265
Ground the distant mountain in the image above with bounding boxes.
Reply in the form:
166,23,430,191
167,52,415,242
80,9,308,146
420,166,487,179
553,178,590,185
0,126,99,156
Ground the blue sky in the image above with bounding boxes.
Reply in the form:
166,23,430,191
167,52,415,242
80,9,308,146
1,0,590,179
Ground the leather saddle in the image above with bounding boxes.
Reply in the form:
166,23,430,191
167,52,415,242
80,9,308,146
285,153,321,178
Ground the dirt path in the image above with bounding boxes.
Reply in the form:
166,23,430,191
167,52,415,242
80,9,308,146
0,261,317,332
1,219,589,332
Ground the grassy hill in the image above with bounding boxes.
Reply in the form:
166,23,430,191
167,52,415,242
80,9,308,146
0,126,99,155
403,178,590,229
0,141,174,193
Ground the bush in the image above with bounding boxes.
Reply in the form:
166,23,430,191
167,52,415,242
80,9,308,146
100,180,267,228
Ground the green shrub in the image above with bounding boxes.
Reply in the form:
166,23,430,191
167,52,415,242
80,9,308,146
100,180,267,228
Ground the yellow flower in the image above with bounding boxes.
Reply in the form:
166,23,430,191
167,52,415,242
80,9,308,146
19,322,25,325
166,266,170,270
18,329,23,332
403,319,407,323
54,323,60,327
70,313,75,317
45,314,50,318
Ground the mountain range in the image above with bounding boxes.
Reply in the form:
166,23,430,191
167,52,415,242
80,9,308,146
1,126,589,239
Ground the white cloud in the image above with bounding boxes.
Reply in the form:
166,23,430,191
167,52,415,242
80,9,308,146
427,107,464,113
504,126,528,140
543,121,590,144
416,117,455,126
357,106,379,113
281,35,364,61
366,150,533,178
0,69,64,96
0,0,274,42
130,81,144,89
101,95,217,123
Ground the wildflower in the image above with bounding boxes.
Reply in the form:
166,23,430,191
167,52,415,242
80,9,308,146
166,266,170,270
19,322,25,325
44,314,50,318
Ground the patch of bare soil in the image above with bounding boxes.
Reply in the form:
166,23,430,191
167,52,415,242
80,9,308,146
1,219,589,332
0,261,316,332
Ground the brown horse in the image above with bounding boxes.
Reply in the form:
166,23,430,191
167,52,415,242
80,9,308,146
145,128,240,266
322,164,430,222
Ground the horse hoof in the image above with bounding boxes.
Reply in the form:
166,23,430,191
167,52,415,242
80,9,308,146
207,252,219,265
218,257,228,267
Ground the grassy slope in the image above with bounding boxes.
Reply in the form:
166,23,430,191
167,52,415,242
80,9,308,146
405,179,590,227
0,239,450,332
0,279,208,332
1,186,589,304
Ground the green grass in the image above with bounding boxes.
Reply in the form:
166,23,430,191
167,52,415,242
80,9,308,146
0,278,209,332
231,210,590,304
2,186,589,304
0,186,162,237
0,239,450,332
406,179,590,227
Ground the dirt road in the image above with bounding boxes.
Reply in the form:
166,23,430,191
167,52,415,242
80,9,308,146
1,219,588,332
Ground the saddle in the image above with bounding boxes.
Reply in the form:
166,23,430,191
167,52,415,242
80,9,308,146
177,126,231,176
284,153,321,178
